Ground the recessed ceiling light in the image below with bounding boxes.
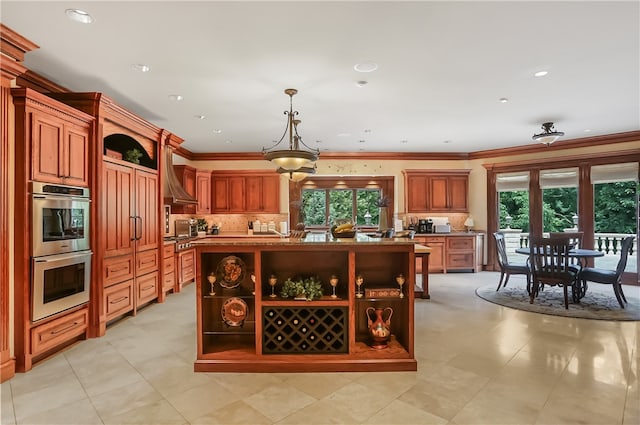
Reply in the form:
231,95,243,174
131,64,150,73
443,140,451,144
401,140,408,144
584,129,592,133
65,9,94,24
354,62,378,73
194,115,205,120
224,140,232,144
356,80,368,88
499,97,509,103
212,129,222,134
168,94,183,101
364,129,372,133
358,140,366,143
337,132,351,137
534,70,549,77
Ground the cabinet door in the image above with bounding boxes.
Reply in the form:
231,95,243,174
428,176,449,211
63,125,89,186
195,170,211,214
261,175,280,213
448,176,469,211
245,176,263,211
406,175,428,212
421,236,445,273
103,161,134,257
178,249,195,284
31,111,65,184
135,169,159,252
228,177,246,212
212,177,229,212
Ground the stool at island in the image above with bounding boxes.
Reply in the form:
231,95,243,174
193,236,417,372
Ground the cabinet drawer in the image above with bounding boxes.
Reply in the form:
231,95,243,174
447,237,474,250
137,272,158,305
137,249,158,276
103,255,134,287
31,308,88,356
446,253,474,269
419,236,446,244
163,271,175,292
105,280,134,321
181,252,194,268
164,256,175,274
163,244,175,259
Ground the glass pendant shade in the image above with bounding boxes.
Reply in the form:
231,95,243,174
265,150,316,171
277,166,316,182
532,122,564,146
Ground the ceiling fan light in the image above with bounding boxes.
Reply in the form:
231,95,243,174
533,122,564,146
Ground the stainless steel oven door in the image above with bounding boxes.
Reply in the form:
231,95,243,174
32,193,90,257
31,250,92,322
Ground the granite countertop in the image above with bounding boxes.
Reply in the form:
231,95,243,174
190,232,419,246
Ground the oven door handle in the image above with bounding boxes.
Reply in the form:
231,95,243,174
33,251,93,262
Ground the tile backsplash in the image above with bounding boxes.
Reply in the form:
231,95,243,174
168,212,288,235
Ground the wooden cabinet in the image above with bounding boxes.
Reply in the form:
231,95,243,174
195,170,211,214
195,240,416,373
211,172,280,213
416,236,445,273
171,165,196,214
162,244,176,295
445,236,476,271
416,234,483,273
404,170,470,213
11,88,94,372
177,248,195,287
102,159,159,323
13,89,92,187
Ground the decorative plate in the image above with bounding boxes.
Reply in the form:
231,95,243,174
216,255,246,288
221,297,248,327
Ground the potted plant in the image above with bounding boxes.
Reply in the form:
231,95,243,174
280,276,324,300
196,218,208,236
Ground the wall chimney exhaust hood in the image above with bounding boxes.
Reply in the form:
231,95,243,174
163,146,197,205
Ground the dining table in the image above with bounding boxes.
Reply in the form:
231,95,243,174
515,247,604,301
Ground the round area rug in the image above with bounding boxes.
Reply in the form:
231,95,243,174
476,282,640,321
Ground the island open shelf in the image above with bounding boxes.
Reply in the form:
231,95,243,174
193,235,417,372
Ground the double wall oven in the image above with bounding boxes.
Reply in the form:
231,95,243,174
31,182,92,322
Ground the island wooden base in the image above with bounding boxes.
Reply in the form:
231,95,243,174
194,238,417,373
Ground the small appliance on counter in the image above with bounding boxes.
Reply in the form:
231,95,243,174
431,217,451,233
417,219,433,234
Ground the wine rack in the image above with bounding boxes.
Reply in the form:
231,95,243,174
262,307,348,354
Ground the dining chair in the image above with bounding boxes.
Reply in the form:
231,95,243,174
529,236,578,309
549,231,584,274
493,232,530,292
579,236,635,308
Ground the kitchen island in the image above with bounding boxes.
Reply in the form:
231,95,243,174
192,234,418,372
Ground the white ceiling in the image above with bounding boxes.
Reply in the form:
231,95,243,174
2,1,639,154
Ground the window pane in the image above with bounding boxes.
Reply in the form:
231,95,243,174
329,190,353,224
542,187,577,232
593,181,637,273
302,189,326,226
499,190,529,262
356,189,381,225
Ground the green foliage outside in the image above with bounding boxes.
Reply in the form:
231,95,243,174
500,181,636,233
302,188,382,226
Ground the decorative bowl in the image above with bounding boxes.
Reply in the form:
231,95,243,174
331,229,357,239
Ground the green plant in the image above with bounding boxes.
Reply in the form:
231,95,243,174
196,218,208,231
124,148,142,164
280,276,324,300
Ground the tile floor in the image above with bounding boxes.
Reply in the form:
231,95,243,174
1,272,638,424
